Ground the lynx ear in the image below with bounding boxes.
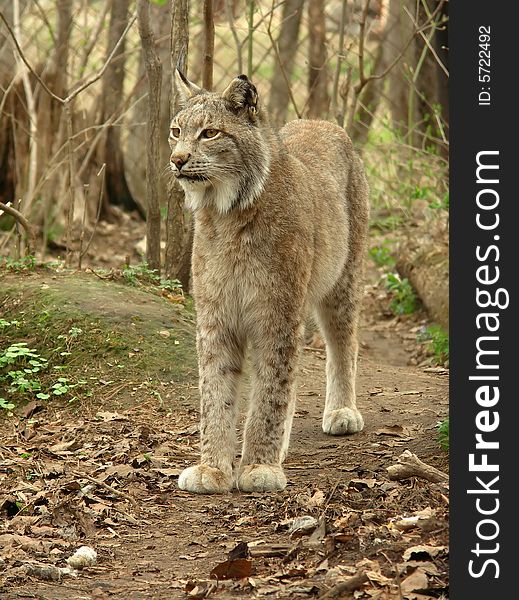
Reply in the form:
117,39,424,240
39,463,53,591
222,75,259,121
174,69,202,104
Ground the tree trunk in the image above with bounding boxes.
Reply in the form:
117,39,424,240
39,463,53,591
386,0,418,143
165,0,190,284
202,0,214,90
137,0,163,273
100,0,142,217
350,36,387,146
307,0,330,119
125,2,172,213
0,2,28,207
268,0,304,127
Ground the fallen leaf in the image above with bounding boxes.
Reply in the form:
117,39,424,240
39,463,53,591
374,425,410,437
228,541,249,560
401,568,428,593
349,478,377,489
210,558,252,580
307,489,326,508
95,411,128,422
403,545,448,561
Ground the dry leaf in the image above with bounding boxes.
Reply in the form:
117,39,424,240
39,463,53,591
403,545,447,561
210,558,252,580
401,568,428,593
374,425,410,437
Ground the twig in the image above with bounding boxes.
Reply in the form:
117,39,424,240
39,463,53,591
71,470,140,512
0,8,137,104
225,0,243,74
79,0,111,76
319,572,368,599
0,202,35,254
79,164,106,262
331,0,349,126
246,0,255,79
263,0,302,119
386,450,448,484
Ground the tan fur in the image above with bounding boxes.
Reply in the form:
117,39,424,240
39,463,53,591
171,73,370,494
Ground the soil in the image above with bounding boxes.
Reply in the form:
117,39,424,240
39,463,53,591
0,261,449,599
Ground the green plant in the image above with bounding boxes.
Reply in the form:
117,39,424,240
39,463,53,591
437,417,449,451
0,343,48,411
1,255,36,272
369,244,396,268
0,319,19,329
121,262,183,295
428,192,449,211
385,273,420,315
0,336,89,412
370,214,404,232
424,325,449,365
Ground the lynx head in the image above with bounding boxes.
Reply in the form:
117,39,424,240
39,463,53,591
169,71,271,214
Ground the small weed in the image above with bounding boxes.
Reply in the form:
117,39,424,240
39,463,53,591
1,255,36,272
370,214,404,232
437,417,449,451
385,273,420,315
0,330,90,413
369,244,396,268
423,325,449,365
122,262,183,295
428,192,449,211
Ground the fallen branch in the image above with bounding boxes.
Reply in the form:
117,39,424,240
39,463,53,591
71,470,140,512
320,572,368,599
0,201,36,254
386,450,448,484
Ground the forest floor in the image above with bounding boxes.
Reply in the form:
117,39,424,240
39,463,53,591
0,245,449,599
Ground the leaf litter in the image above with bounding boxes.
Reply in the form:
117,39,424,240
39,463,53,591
1,265,449,597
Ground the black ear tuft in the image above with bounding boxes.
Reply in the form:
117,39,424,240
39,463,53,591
222,76,259,121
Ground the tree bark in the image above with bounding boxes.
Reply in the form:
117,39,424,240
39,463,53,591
165,0,190,284
350,41,387,146
137,0,163,273
267,0,304,127
125,2,172,212
202,0,214,90
101,0,142,217
386,0,418,143
307,0,330,119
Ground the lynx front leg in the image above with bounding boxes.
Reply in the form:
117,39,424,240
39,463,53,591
178,327,244,494
237,324,302,492
317,281,364,435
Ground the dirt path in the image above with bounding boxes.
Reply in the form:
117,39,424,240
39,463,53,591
0,272,449,599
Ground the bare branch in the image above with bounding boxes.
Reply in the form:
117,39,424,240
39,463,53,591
0,8,137,104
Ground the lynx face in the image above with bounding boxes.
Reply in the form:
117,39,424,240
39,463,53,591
169,73,271,214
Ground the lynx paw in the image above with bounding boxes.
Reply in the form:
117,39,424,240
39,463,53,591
178,465,232,494
323,407,364,435
237,464,287,492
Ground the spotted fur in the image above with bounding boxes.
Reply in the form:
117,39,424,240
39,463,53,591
171,73,370,494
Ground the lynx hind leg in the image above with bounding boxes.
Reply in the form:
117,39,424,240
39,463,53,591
316,267,364,436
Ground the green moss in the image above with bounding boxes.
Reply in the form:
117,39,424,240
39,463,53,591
0,273,197,391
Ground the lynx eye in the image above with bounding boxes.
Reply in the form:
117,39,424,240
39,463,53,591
170,127,181,139
201,128,219,139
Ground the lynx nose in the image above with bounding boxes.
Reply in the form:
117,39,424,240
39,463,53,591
171,153,191,170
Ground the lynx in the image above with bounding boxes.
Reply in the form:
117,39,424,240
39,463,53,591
170,71,370,494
